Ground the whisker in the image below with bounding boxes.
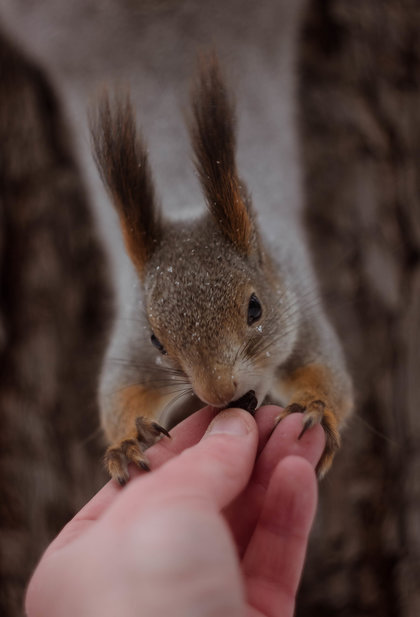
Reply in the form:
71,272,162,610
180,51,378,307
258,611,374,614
102,374,193,400
349,412,400,447
106,356,187,378
160,386,196,416
79,425,105,447
113,317,146,324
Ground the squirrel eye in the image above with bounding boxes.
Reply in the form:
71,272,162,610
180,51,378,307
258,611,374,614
151,333,167,355
247,293,262,325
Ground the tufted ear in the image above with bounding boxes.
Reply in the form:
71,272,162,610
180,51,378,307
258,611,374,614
90,90,162,277
190,55,257,256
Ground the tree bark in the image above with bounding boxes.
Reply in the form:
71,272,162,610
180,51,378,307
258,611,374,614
1,1,420,616
297,1,420,615
0,32,112,617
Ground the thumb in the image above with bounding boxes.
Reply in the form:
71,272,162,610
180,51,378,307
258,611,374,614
107,409,258,524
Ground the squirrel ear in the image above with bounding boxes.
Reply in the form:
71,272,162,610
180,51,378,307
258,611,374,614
190,55,257,256
90,90,162,277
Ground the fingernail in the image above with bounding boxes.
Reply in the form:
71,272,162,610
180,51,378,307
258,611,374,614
206,411,250,436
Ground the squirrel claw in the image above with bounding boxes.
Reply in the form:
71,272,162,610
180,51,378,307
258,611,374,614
138,459,151,472
135,416,170,446
297,400,325,440
151,421,171,439
272,403,304,428
298,416,315,440
316,416,340,478
105,417,170,484
104,446,129,486
105,435,153,485
274,399,340,479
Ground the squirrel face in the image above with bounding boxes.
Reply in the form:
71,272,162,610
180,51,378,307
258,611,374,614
91,56,299,407
144,219,299,407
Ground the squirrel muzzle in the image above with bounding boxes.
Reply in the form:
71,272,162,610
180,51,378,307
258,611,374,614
191,368,238,408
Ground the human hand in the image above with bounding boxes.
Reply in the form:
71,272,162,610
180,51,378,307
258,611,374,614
25,405,324,617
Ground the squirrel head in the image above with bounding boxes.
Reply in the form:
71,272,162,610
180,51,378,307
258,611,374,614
91,56,299,407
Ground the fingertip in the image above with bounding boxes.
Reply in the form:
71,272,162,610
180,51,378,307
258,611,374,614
117,408,259,517
297,421,325,460
205,408,256,437
273,411,325,440
270,412,325,468
141,405,218,468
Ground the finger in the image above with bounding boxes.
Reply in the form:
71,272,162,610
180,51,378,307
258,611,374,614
253,405,284,454
86,406,218,515
46,405,218,554
252,409,325,485
105,409,258,525
224,410,324,555
243,456,318,617
125,404,218,479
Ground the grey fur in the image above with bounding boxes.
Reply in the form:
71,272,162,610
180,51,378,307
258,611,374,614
95,62,353,426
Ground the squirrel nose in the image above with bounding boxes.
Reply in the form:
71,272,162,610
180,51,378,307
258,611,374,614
193,373,238,407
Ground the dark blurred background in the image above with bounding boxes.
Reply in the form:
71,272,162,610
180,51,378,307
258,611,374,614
0,1,419,615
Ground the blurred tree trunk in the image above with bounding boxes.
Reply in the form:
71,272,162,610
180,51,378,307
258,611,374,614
0,32,112,616
2,1,420,616
297,1,420,616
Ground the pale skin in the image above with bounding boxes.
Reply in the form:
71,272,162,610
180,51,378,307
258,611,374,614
25,406,324,617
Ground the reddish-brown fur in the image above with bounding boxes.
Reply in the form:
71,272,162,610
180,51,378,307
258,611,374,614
274,364,353,476
103,385,172,484
90,92,162,276
190,56,257,255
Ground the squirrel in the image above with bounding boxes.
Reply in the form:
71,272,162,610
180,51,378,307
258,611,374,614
90,56,354,485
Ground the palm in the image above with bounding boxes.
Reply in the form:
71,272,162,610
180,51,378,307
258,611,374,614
34,405,322,617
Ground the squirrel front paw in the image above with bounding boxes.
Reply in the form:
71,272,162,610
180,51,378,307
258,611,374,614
274,400,341,478
105,417,170,485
